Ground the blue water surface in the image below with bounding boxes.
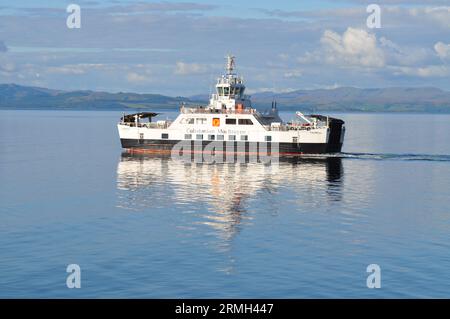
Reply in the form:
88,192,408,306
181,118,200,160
1,110,450,298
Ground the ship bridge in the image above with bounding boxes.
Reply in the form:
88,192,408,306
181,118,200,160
209,55,252,112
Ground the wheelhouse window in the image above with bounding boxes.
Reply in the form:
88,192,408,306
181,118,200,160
196,118,207,125
224,87,230,96
226,118,236,125
217,135,224,141
196,134,203,140
240,135,248,141
161,133,169,139
228,135,236,141
208,134,215,140
185,134,192,140
182,118,194,124
238,119,253,125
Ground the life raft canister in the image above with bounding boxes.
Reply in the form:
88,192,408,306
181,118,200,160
212,118,220,127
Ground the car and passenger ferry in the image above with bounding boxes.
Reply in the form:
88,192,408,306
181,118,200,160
118,55,345,156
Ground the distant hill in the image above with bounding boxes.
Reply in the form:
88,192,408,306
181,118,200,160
0,84,202,110
1,83,450,112
250,87,450,113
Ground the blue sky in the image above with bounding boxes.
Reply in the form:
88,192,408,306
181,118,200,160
0,0,449,95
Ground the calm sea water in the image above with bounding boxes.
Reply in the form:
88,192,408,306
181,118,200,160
1,110,450,298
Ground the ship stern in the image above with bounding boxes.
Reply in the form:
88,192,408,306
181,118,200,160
326,118,345,153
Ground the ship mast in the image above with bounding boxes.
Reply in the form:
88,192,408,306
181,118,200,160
226,54,235,75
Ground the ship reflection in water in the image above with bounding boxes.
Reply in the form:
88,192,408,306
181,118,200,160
116,153,343,245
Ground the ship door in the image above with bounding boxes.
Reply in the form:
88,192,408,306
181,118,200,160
293,131,300,145
293,135,300,150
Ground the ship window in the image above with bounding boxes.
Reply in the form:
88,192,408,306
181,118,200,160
217,135,224,141
184,118,194,124
218,87,224,96
240,135,248,141
185,134,192,140
224,87,229,96
196,134,203,140
162,133,169,139
226,118,236,125
293,137,298,143
228,135,236,141
238,119,253,125
208,134,215,140
265,136,272,142
196,118,207,125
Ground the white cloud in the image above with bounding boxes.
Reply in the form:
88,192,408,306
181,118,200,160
323,83,342,90
297,51,318,64
278,53,289,61
126,72,150,83
319,28,385,68
410,6,450,28
434,42,450,59
105,2,218,15
246,87,298,94
297,28,449,81
46,66,86,75
380,37,431,66
284,69,303,78
174,62,208,75
0,61,15,73
392,65,450,77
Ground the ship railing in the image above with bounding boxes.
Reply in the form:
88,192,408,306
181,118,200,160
180,107,256,115
263,123,327,131
210,94,251,100
120,122,171,129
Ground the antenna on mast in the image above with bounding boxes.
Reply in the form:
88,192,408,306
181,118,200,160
226,54,235,75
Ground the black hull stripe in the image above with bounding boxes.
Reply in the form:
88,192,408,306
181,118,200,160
120,139,343,154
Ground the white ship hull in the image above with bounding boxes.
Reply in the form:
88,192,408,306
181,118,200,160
118,113,344,155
